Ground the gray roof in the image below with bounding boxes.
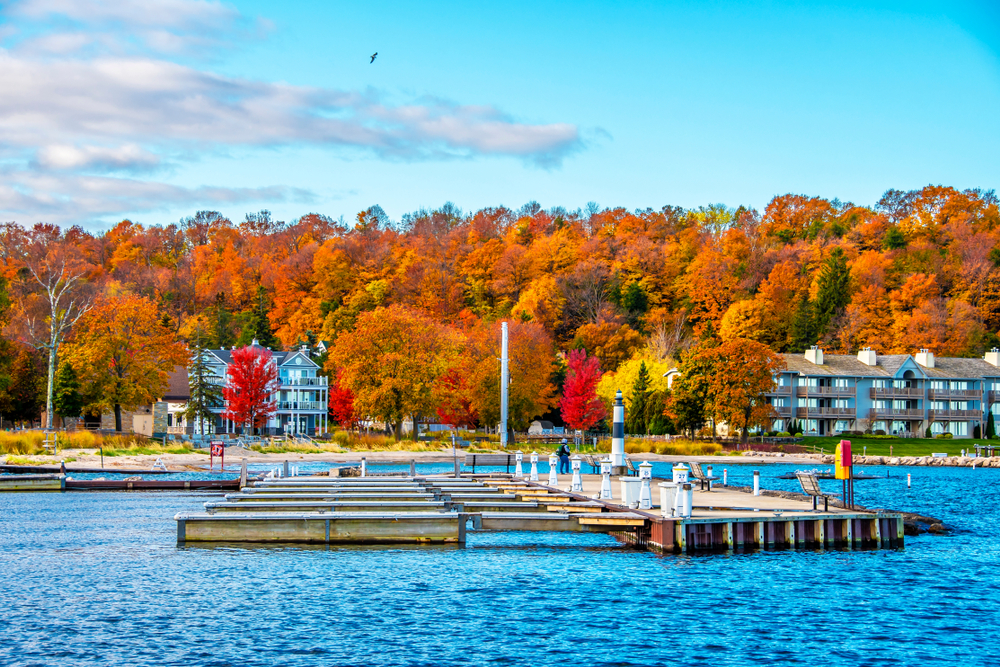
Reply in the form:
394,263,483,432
205,344,317,369
781,353,1000,379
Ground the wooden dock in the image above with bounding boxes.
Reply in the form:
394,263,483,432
172,473,905,551
0,474,65,492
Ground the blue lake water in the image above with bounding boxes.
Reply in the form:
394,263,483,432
1,462,998,666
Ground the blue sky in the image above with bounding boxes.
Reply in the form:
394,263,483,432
0,0,998,228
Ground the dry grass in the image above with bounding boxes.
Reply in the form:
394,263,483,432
621,438,723,456
0,430,101,455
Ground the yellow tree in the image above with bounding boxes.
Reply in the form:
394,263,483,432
329,304,461,440
699,338,780,445
62,293,189,431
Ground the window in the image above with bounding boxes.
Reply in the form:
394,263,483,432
951,401,969,411
802,419,818,433
833,378,850,388
806,398,819,408
874,380,889,389
931,421,945,435
833,399,849,409
949,422,968,436
891,420,908,434
835,420,851,432
876,400,890,410
931,401,947,411
872,421,887,432
930,380,947,391
950,381,968,391
892,400,909,411
773,419,785,432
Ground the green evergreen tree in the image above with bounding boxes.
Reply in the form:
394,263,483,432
52,361,85,427
236,286,279,349
208,297,236,349
987,411,996,439
626,361,650,434
812,247,851,338
789,292,815,353
183,329,224,436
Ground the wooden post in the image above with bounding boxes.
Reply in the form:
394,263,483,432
875,518,883,549
756,521,764,549
675,522,686,552
786,520,795,548
410,459,416,477
817,519,825,549
725,522,733,549
844,519,853,549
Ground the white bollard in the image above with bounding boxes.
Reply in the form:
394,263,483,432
515,450,524,478
571,455,583,492
548,453,558,486
753,469,760,496
723,468,728,486
530,451,539,481
907,473,911,488
706,464,714,492
638,461,653,510
599,457,612,500
679,483,693,518
361,457,366,478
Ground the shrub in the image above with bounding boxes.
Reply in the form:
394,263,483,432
776,431,791,437
874,429,886,436
974,425,981,438
793,432,803,437
934,432,953,440
925,427,932,438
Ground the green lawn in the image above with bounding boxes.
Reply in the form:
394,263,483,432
791,436,991,457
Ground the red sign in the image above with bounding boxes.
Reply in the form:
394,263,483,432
210,441,224,470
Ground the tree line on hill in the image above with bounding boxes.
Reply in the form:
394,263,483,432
0,184,997,439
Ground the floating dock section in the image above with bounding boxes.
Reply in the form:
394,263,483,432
0,474,65,492
173,473,905,551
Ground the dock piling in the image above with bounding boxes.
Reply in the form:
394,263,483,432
753,470,760,496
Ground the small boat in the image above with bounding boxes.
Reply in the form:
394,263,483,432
777,468,886,480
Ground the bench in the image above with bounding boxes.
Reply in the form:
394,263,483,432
464,454,517,473
583,454,601,473
688,462,721,491
624,456,638,477
795,472,837,512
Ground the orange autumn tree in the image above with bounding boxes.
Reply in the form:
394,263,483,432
698,338,781,445
329,304,461,440
62,293,189,431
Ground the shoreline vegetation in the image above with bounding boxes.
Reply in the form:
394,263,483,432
1,430,997,468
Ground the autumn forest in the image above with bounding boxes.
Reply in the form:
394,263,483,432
1,184,998,435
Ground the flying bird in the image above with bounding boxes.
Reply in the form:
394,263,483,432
370,52,377,63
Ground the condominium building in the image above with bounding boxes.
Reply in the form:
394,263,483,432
768,346,1000,439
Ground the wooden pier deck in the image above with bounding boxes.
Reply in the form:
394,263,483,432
173,473,904,551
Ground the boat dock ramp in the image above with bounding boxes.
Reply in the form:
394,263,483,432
175,473,904,553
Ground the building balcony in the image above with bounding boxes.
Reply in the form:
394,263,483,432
870,387,923,399
872,408,924,418
928,409,981,421
795,386,856,398
281,377,328,387
795,407,855,418
928,389,981,400
771,405,792,417
771,385,792,395
278,401,326,411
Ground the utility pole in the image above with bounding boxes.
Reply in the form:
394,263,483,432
500,322,509,448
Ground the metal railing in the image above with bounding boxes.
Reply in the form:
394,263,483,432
928,409,981,420
278,401,325,410
796,386,856,397
872,408,924,418
871,387,924,399
928,389,981,400
795,406,855,418
280,377,328,387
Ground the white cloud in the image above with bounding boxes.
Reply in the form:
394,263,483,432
0,0,585,225
36,143,160,171
0,167,315,224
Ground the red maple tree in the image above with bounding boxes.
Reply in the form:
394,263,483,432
559,349,606,431
328,370,357,429
222,345,279,434
434,368,479,428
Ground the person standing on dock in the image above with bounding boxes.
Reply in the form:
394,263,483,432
558,439,571,474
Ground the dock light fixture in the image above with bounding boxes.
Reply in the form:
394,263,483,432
529,452,539,481
548,454,558,486
638,461,653,510
599,457,612,500
515,450,524,478
571,455,583,492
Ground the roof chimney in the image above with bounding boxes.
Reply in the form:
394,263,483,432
804,346,824,365
858,347,877,366
915,349,935,368
986,348,1000,367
